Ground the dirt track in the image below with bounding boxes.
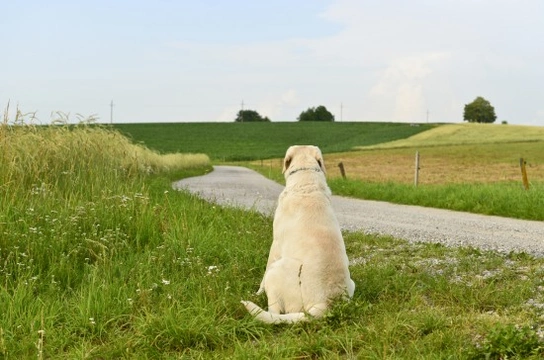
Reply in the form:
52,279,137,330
173,166,544,257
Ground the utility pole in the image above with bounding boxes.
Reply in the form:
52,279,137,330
340,102,343,122
240,100,244,122
110,100,114,124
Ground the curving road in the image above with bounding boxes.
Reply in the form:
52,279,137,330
173,166,544,257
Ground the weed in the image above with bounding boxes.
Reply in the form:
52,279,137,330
472,324,544,359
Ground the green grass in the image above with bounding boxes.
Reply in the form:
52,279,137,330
328,179,544,221
2,122,544,358
113,122,436,160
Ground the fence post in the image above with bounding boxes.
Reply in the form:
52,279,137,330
338,162,346,179
520,158,530,190
414,151,420,187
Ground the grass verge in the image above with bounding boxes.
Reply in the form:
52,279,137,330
329,179,544,221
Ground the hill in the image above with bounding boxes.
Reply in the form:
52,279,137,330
359,123,544,149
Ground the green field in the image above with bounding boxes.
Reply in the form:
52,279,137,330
2,120,544,358
113,122,435,160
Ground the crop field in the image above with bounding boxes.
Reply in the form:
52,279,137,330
113,122,435,160
2,118,544,358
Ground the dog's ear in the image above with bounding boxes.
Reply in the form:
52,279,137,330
317,157,326,174
283,146,297,173
313,147,326,174
282,155,292,174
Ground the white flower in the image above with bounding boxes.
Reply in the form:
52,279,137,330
161,279,170,285
207,265,219,275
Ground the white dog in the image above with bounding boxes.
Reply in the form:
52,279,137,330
242,145,355,323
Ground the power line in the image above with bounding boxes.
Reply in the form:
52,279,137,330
110,100,114,124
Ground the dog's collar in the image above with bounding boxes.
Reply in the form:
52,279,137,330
287,167,322,176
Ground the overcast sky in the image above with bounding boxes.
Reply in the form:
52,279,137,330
2,0,544,125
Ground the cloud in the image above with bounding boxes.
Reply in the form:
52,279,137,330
216,104,241,122
259,89,300,121
368,53,450,122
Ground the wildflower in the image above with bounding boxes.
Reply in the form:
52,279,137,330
89,317,96,326
161,279,170,285
207,265,219,275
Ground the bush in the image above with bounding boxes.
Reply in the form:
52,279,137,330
298,106,334,122
235,110,270,122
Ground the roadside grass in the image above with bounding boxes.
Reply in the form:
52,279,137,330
113,122,435,161
328,180,544,221
2,120,544,358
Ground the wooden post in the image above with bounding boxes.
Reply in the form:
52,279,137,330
338,162,346,179
520,158,530,190
414,151,420,187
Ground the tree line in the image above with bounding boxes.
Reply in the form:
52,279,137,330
235,97,499,123
235,105,335,122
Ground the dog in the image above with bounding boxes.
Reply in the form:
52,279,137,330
241,145,355,324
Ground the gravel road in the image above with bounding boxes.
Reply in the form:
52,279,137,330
173,166,544,256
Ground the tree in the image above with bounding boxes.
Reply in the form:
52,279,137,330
297,105,335,122
463,97,497,123
235,110,270,122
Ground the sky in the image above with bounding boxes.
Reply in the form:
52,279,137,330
2,0,544,125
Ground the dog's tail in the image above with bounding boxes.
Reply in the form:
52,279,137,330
241,301,308,324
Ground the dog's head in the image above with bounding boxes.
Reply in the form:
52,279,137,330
282,145,326,176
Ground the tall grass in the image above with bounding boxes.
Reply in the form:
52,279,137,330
0,111,212,357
